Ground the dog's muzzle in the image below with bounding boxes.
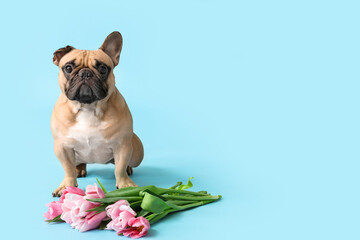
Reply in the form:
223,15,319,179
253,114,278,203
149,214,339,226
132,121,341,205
76,84,96,104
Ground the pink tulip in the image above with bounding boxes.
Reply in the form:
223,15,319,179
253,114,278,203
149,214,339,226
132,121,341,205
105,200,137,232
74,210,107,232
61,194,105,231
46,186,86,221
60,187,106,232
43,201,63,221
85,183,105,199
106,211,136,232
60,193,85,225
59,186,85,203
106,200,136,219
118,217,150,239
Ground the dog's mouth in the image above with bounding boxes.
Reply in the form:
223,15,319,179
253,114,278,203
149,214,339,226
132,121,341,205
65,72,108,104
74,84,97,104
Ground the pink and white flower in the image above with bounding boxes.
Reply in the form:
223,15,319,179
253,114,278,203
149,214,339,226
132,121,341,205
105,200,137,232
60,183,106,232
118,216,150,239
44,186,86,221
85,183,105,199
59,186,85,203
106,200,136,219
43,201,63,221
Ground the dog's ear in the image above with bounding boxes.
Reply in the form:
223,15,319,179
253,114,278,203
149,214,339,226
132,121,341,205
53,45,74,66
100,31,123,67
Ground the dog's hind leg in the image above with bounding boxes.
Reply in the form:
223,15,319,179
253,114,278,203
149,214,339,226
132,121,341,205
76,163,87,178
129,133,144,168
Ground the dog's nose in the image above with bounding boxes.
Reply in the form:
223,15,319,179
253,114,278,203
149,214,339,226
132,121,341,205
79,68,93,80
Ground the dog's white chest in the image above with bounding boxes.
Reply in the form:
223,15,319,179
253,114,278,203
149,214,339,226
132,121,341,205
67,108,113,164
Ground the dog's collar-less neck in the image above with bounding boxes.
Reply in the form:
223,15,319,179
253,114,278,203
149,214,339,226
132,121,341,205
69,99,104,118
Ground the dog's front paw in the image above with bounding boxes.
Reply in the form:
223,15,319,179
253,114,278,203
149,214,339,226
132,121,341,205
116,176,138,189
52,177,78,197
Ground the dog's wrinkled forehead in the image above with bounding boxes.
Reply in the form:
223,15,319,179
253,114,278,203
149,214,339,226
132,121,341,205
59,49,114,69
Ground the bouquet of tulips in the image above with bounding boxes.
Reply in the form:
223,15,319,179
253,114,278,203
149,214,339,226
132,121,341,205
44,178,221,238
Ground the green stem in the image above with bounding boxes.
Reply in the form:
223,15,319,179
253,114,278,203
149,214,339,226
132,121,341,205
147,200,216,224
130,200,142,208
162,194,221,201
169,182,183,189
165,200,197,205
138,209,150,217
105,186,157,198
157,188,210,196
197,191,208,195
105,185,209,198
147,211,169,224
173,201,207,211
87,196,142,203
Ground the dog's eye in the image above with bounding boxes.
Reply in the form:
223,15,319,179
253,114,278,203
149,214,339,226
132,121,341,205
99,65,108,75
65,65,73,73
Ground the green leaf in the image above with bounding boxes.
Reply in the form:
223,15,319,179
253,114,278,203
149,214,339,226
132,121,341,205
162,194,222,201
147,199,222,225
87,196,142,204
139,189,166,200
165,200,197,205
86,204,107,213
46,214,64,223
130,200,142,212
178,177,194,190
138,209,150,217
140,192,172,214
105,185,158,198
105,186,137,196
96,178,108,193
130,200,143,208
98,219,111,230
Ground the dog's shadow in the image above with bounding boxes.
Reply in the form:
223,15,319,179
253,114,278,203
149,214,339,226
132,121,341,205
80,165,183,191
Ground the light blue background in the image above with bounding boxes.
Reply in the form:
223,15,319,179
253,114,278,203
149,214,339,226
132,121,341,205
0,0,358,239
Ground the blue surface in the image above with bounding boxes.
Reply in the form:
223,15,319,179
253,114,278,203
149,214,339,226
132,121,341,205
0,0,359,239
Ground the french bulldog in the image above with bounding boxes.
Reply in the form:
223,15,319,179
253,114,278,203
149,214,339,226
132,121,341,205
51,31,144,196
